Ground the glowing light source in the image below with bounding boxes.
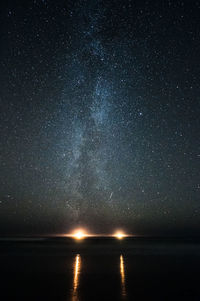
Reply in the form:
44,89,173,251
74,231,85,240
71,229,88,240
114,231,126,239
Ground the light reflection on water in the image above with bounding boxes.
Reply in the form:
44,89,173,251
70,254,127,300
71,254,81,301
120,255,126,298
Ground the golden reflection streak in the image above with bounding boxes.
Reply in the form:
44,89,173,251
120,255,126,298
71,254,81,301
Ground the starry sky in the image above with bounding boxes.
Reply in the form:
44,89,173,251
0,0,200,236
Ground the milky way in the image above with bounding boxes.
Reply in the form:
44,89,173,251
0,0,200,235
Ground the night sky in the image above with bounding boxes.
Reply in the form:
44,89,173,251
0,0,200,236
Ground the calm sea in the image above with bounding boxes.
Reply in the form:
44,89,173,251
0,238,200,300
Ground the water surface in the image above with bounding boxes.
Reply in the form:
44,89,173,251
0,238,200,300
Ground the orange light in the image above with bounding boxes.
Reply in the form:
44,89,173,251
71,254,81,301
114,231,126,239
70,229,89,240
73,254,81,291
73,230,85,240
120,255,126,297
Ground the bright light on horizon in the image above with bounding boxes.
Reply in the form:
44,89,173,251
114,231,126,239
70,229,89,240
63,229,130,239
74,231,85,240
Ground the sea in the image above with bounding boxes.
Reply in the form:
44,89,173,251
0,237,200,300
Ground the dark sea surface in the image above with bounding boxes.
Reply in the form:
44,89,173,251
0,238,200,300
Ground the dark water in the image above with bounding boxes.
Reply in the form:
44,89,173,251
0,238,200,300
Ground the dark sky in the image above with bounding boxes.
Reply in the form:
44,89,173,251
0,0,200,236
